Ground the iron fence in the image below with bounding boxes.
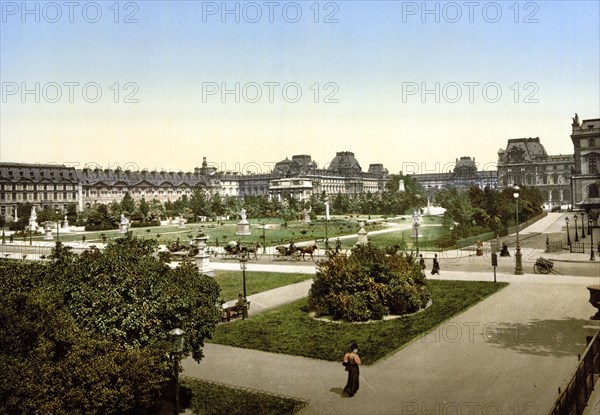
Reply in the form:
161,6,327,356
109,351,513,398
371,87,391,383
547,331,600,415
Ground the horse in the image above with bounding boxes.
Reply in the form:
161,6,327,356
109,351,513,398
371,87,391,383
240,243,261,260
297,244,319,261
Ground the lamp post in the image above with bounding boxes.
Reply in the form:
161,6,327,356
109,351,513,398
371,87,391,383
55,209,60,242
169,328,185,415
566,217,571,246
324,197,330,251
581,213,586,239
413,214,420,256
574,214,579,242
239,255,248,319
589,218,595,261
513,186,523,275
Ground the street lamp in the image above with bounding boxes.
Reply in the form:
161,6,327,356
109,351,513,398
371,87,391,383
513,186,523,275
239,255,248,319
169,328,185,415
55,209,60,242
565,217,571,246
324,197,330,251
574,214,579,242
581,213,586,239
589,217,595,261
413,214,420,256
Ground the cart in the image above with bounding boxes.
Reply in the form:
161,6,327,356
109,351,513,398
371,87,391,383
533,257,555,274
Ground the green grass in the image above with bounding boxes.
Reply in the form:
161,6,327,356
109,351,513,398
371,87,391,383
210,280,507,365
32,218,384,246
322,224,453,251
214,271,313,301
180,377,306,415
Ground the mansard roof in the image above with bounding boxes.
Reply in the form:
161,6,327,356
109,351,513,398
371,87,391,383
328,151,362,173
498,138,548,164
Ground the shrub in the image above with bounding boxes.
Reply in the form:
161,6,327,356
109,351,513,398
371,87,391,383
308,244,430,322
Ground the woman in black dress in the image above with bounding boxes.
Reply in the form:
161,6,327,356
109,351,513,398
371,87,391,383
343,342,361,397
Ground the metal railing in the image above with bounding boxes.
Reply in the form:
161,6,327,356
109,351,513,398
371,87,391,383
547,331,600,415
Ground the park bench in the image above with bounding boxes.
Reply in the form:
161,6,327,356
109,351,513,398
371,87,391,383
221,301,251,322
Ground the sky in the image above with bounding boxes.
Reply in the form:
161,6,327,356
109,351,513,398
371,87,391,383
1,0,599,176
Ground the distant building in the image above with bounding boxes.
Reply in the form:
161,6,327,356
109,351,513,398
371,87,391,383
497,137,573,209
412,156,497,191
78,157,221,209
570,114,600,210
0,163,78,221
0,152,389,221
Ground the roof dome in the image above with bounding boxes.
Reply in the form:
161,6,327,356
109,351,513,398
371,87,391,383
328,151,362,173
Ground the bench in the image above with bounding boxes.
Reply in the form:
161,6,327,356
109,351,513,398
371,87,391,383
221,301,251,322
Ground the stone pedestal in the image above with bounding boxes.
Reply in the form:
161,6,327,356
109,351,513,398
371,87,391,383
43,224,53,240
357,222,368,245
177,217,186,229
194,237,214,276
119,223,128,234
236,220,251,236
61,219,70,233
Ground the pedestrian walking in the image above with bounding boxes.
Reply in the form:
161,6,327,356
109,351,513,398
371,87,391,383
419,254,426,275
431,254,440,275
342,342,361,397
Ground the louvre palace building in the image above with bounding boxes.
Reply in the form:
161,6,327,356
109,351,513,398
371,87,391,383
0,152,389,221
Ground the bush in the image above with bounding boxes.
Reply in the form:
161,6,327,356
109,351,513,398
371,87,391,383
308,244,430,322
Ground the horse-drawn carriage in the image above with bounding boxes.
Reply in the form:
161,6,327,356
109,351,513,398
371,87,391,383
222,242,261,260
275,243,318,261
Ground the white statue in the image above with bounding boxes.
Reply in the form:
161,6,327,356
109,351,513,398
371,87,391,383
240,208,247,221
30,207,37,221
120,213,128,225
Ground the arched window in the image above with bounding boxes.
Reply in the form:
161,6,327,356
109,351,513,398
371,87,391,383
589,183,599,198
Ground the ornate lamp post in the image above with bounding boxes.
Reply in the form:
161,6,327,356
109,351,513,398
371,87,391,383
590,217,596,261
324,196,330,251
581,213,586,239
239,255,248,319
566,217,571,246
513,186,523,275
169,328,185,415
574,214,579,242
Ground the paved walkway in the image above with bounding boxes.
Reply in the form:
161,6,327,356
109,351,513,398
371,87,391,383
182,213,600,414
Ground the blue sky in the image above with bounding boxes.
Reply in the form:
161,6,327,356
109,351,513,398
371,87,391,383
1,0,599,174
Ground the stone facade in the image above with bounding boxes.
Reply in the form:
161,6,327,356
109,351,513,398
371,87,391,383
412,157,497,191
497,138,573,209
0,163,79,221
1,152,389,221
570,115,600,210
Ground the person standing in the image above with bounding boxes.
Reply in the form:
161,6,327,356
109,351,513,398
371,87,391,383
419,254,426,276
342,342,361,397
431,253,440,275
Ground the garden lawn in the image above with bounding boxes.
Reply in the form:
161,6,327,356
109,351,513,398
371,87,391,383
180,377,306,415
210,280,507,365
214,271,313,301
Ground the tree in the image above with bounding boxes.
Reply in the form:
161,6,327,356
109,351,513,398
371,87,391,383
308,244,430,321
0,237,222,414
120,192,135,215
48,238,221,358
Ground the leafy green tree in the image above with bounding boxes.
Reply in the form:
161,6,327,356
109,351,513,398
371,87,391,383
48,238,221,358
190,189,209,219
308,244,430,321
120,192,135,215
139,197,150,217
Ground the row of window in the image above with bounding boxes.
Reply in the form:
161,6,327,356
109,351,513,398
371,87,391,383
0,184,75,191
0,192,76,202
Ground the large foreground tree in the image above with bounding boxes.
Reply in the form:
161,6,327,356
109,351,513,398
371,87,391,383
0,236,221,414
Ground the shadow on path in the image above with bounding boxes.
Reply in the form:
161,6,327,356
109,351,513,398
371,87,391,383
486,318,589,357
